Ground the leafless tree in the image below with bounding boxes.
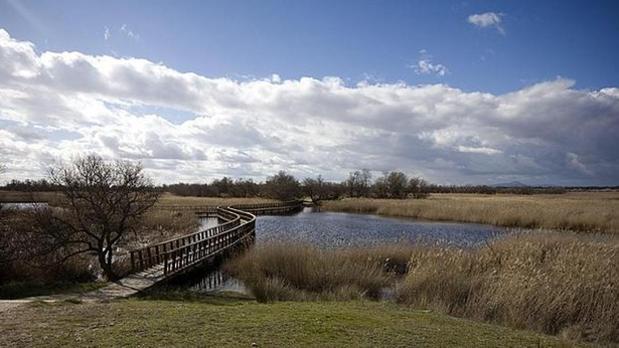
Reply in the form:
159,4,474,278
263,171,300,200
0,162,5,210
48,155,160,280
408,176,429,199
346,169,372,197
302,175,326,203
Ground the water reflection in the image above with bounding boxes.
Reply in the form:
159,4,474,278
199,216,220,230
256,207,506,248
170,208,507,295
159,267,249,295
186,270,247,294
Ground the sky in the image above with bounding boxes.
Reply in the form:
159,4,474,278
0,0,618,185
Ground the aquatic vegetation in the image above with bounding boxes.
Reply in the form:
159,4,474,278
228,231,619,343
322,192,619,234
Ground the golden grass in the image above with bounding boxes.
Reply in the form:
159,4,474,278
0,190,65,205
226,243,412,302
398,231,619,343
156,193,274,207
227,231,619,344
322,192,619,234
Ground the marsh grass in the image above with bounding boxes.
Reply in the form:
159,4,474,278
398,231,619,343
228,231,618,343
226,244,413,302
156,193,273,207
322,192,619,234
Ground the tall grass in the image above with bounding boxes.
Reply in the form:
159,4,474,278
226,244,411,302
398,231,619,343
227,232,618,343
156,193,273,207
322,192,619,234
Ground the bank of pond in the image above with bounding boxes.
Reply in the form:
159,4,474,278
155,208,617,344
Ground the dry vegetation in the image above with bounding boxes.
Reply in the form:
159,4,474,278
399,231,618,343
322,192,619,234
227,231,619,344
0,190,65,205
227,244,411,302
156,192,273,207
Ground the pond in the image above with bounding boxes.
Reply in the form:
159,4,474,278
256,207,506,248
159,208,507,294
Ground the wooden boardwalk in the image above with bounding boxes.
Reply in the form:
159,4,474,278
90,200,304,298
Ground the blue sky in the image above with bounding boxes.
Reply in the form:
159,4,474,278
3,0,618,93
0,1,618,185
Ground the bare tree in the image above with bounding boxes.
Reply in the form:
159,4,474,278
345,169,372,198
302,175,325,203
263,171,300,200
0,162,6,210
386,171,409,199
408,176,429,199
48,155,160,280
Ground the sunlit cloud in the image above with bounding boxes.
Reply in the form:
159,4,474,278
1,28,618,185
468,12,505,35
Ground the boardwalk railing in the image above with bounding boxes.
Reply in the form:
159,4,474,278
130,207,240,273
130,201,303,279
231,200,303,215
163,208,256,275
129,200,303,278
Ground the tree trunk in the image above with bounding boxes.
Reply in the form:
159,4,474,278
98,251,118,281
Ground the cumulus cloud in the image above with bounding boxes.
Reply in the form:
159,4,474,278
411,50,448,77
0,28,618,185
468,12,505,34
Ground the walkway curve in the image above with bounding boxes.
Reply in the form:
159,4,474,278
84,200,304,300
1,200,304,303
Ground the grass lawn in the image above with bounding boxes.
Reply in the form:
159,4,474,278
1,298,577,347
0,281,105,300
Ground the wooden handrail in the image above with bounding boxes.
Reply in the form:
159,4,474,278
129,200,303,276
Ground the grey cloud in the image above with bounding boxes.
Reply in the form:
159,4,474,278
0,28,618,185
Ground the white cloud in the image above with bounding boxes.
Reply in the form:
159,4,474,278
120,24,139,41
411,50,448,77
0,28,618,185
458,146,502,155
104,26,110,41
468,12,505,34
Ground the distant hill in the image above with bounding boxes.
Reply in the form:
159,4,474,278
491,181,529,188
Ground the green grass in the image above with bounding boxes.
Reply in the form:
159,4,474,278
0,281,105,299
1,298,577,347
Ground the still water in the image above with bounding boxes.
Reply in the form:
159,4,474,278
159,208,507,294
256,207,505,248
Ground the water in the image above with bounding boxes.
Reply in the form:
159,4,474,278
161,208,507,294
256,207,506,248
199,217,220,230
0,202,49,210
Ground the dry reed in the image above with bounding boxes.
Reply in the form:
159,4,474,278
398,231,618,343
226,243,412,302
322,192,619,234
227,231,618,343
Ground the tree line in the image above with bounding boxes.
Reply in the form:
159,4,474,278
160,170,430,201
3,170,571,201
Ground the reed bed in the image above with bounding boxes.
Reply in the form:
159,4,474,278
398,231,619,343
226,244,412,302
156,193,273,208
227,231,619,343
322,192,619,234
134,208,200,244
